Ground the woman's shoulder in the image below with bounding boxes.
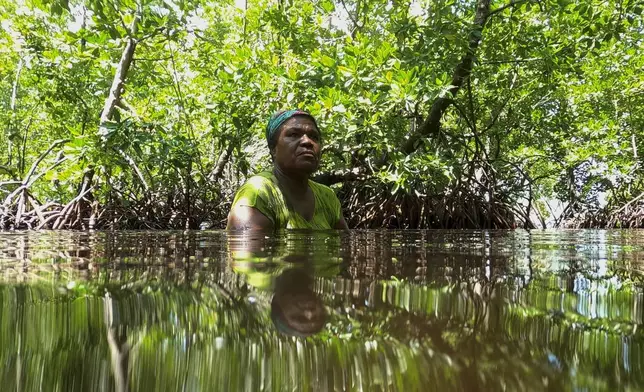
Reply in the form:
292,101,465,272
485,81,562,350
309,180,341,225
233,171,278,204
309,180,340,203
240,171,277,190
246,171,275,183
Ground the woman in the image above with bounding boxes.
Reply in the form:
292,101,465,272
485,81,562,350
227,109,348,230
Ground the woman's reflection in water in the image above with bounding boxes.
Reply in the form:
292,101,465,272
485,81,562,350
271,267,326,337
228,232,336,338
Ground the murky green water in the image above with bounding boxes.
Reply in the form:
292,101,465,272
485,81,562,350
0,230,643,391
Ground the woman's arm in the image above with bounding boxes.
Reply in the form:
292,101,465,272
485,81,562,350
334,214,349,230
227,206,274,231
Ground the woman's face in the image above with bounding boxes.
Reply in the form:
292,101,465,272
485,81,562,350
272,290,326,335
272,116,321,175
271,267,327,336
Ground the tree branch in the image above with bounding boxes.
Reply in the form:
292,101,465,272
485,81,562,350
313,168,365,186
480,57,541,64
210,143,235,182
100,12,140,125
489,0,530,17
338,0,360,31
396,0,492,159
24,139,70,185
115,148,149,192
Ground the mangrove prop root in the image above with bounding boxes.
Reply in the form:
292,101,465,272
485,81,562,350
342,180,520,230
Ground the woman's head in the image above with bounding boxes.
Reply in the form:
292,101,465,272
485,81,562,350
270,267,327,337
266,110,321,176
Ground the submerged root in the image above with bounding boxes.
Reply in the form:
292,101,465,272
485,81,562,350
595,201,644,229
341,181,519,229
0,191,92,231
1,169,231,230
2,175,522,230
0,186,63,230
564,185,644,229
604,190,644,228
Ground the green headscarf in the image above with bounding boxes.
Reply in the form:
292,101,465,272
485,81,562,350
265,109,319,146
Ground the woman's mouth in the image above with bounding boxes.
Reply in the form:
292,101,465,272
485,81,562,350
298,151,316,158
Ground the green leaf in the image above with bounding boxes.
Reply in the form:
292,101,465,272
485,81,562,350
320,55,336,68
320,0,335,13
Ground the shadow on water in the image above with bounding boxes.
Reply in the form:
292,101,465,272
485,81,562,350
0,230,643,391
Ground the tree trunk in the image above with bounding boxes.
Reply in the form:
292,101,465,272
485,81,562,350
210,143,235,182
100,15,140,125
399,0,492,156
6,58,23,169
91,10,141,227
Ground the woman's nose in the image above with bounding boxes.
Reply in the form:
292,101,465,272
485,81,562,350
300,135,314,145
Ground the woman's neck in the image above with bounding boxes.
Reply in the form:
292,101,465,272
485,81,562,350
272,166,309,196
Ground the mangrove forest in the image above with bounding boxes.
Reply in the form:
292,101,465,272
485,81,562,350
1,0,643,230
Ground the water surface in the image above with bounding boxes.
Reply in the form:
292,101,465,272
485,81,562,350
1,230,643,391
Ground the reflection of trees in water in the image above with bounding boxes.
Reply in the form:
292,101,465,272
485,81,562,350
0,230,643,390
327,231,644,389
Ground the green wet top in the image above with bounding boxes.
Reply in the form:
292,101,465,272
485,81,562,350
229,171,341,229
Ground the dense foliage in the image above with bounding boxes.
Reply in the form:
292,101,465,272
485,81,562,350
1,0,643,229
